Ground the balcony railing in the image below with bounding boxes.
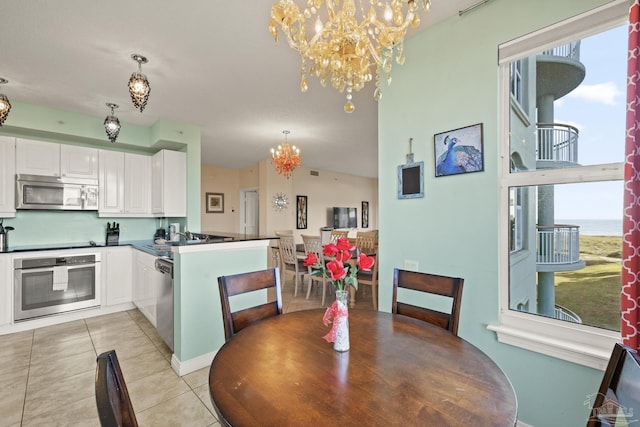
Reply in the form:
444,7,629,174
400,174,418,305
554,305,582,324
541,41,581,61
536,123,579,164
536,224,581,264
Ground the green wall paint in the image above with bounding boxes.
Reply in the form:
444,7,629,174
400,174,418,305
378,0,610,425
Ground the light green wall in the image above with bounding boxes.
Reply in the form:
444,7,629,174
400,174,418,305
378,0,611,425
0,102,201,243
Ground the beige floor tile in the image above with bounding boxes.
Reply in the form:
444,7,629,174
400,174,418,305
30,334,94,364
0,367,28,427
23,370,95,421
0,329,33,346
136,390,215,427
0,335,32,373
22,394,100,427
118,349,171,383
32,319,88,345
94,334,157,362
127,367,191,412
89,322,146,348
193,383,217,418
183,366,210,389
27,349,96,387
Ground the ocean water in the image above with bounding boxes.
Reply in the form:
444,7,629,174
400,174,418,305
557,219,622,236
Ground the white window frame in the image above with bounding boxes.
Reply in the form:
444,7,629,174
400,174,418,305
489,0,629,371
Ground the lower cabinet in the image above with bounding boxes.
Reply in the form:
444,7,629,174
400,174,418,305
0,254,11,326
104,246,132,306
133,249,160,326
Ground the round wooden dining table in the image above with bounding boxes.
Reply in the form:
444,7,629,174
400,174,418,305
208,309,517,426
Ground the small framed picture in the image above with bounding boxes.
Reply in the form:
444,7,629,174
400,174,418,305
206,192,224,213
434,123,484,177
361,201,369,228
296,195,307,229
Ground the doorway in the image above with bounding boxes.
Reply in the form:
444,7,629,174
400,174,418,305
240,188,259,235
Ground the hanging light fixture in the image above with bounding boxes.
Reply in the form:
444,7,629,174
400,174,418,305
104,103,121,143
0,78,12,126
270,130,301,179
128,54,150,112
269,0,431,113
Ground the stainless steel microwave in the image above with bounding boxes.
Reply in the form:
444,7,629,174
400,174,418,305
16,174,99,210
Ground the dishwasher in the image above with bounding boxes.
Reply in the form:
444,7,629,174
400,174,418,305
155,258,174,351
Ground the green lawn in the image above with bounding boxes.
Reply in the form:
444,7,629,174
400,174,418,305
554,236,622,331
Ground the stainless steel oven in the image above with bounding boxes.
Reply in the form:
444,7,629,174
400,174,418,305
14,253,101,321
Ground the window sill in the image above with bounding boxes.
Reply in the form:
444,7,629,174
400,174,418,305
487,311,620,370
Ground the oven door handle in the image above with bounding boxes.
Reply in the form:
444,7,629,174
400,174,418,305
15,267,54,274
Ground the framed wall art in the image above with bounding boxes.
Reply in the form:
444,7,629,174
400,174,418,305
361,201,369,228
206,192,224,213
434,123,484,177
397,161,424,199
296,195,307,229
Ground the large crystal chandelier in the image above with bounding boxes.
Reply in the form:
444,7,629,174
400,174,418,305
271,130,302,179
128,54,150,112
269,0,431,113
0,78,12,126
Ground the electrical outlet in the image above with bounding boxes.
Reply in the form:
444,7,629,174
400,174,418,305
404,260,419,271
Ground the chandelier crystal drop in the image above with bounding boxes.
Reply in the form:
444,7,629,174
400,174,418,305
0,78,12,126
269,0,431,113
104,103,121,143
270,130,302,179
128,54,150,112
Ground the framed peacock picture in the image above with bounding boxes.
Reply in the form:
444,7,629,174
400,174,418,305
434,123,484,177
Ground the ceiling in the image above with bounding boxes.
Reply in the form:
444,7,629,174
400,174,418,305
1,0,478,178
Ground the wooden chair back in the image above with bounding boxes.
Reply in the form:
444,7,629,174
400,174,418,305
302,234,329,305
277,234,298,265
95,350,138,427
218,268,282,342
330,230,349,242
587,343,640,427
392,268,464,335
355,231,377,255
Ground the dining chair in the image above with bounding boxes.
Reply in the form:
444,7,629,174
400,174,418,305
301,234,329,306
217,268,282,342
276,234,306,297
330,229,349,243
587,343,640,427
392,268,464,336
355,231,378,309
95,349,138,427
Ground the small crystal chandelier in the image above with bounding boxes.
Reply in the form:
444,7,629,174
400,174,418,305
269,0,431,113
103,103,121,143
0,78,12,126
128,54,150,112
270,130,301,179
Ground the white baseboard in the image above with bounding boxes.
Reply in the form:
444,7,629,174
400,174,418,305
171,350,217,376
517,421,534,427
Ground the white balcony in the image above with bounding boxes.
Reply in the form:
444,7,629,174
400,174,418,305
536,224,586,272
536,123,580,168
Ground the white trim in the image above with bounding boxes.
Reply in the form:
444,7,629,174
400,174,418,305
171,350,216,376
517,421,534,427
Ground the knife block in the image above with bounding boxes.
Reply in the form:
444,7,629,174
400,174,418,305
106,230,119,246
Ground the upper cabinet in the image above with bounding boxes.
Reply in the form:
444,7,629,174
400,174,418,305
0,136,15,217
16,139,98,180
124,153,152,216
98,150,125,214
16,139,60,177
152,150,187,217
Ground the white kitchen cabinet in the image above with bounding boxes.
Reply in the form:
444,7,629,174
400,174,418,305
98,150,125,214
152,150,187,217
60,145,98,180
124,153,152,216
0,254,11,326
16,138,60,177
133,249,159,326
104,246,132,306
0,136,15,217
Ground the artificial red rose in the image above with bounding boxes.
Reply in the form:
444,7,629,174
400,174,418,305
357,253,375,271
323,243,339,257
335,250,352,262
304,252,318,267
326,259,347,281
335,237,354,252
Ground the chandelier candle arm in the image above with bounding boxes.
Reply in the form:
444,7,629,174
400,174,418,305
0,78,12,126
269,0,431,113
271,130,302,179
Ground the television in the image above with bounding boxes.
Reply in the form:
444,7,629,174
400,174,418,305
331,207,357,229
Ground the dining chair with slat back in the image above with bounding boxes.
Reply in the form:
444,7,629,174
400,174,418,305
95,349,139,427
330,230,349,243
392,268,464,336
355,231,379,309
276,234,306,297
218,268,282,342
301,234,329,306
587,343,640,427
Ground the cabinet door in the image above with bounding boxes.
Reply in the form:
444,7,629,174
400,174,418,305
104,247,132,306
0,254,10,326
98,150,125,214
16,139,60,177
60,145,98,180
0,136,15,216
124,153,152,215
152,150,186,217
151,151,164,214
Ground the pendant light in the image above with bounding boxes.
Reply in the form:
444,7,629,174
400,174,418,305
104,103,121,143
128,54,150,112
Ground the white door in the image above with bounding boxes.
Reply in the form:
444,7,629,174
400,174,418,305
241,189,259,235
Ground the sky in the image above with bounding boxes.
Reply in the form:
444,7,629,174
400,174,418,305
552,24,627,220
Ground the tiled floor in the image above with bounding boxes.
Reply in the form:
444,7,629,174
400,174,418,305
0,276,375,427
